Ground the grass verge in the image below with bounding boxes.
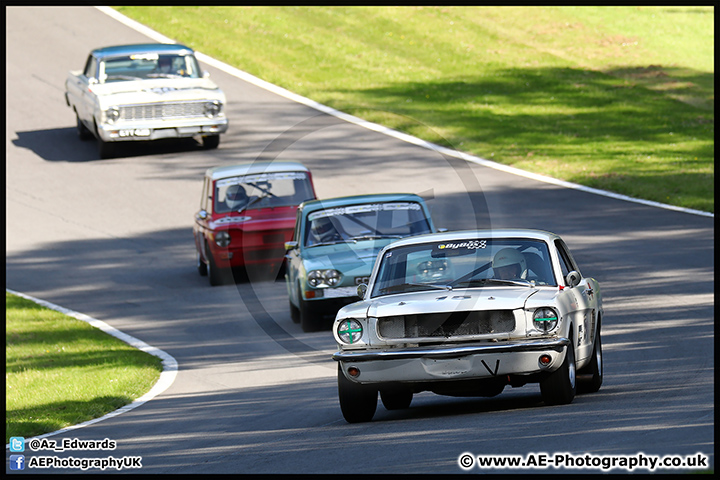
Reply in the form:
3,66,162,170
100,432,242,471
115,6,714,213
5,292,163,443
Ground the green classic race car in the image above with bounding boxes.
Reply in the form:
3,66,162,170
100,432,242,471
284,193,437,332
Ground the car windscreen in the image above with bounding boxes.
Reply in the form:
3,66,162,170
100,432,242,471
303,202,432,247
371,238,556,297
214,172,314,214
99,53,202,82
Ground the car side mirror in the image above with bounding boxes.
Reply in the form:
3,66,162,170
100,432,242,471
203,71,211,79
566,270,581,288
357,283,368,299
197,209,208,220
285,241,298,251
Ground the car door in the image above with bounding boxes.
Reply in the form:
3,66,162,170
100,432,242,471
78,55,99,125
555,239,597,365
194,176,212,261
67,55,91,123
284,207,305,306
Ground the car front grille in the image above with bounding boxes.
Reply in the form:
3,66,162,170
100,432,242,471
119,102,207,121
377,310,515,339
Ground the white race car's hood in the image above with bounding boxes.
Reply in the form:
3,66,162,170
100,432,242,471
367,287,546,318
336,300,370,321
91,78,224,106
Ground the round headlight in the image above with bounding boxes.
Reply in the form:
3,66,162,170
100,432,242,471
324,269,342,287
337,319,363,344
215,231,231,247
533,307,558,332
307,269,342,288
205,101,221,118
308,270,323,287
105,107,120,124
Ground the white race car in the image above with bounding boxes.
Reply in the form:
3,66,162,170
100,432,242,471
65,43,228,158
332,229,604,423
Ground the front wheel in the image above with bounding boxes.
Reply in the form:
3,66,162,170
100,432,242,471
289,298,300,324
578,322,603,394
298,289,322,332
206,246,228,286
197,251,208,277
540,339,576,406
202,135,220,149
98,138,114,159
76,115,92,140
338,365,377,423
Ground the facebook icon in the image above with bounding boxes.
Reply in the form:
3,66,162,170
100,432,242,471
9,455,25,471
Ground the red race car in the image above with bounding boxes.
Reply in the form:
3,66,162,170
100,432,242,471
194,161,316,285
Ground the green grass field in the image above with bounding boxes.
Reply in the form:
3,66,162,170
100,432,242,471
5,5,713,444
116,6,714,213
5,293,163,442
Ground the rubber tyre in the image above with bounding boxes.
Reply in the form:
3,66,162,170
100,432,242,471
289,298,300,324
202,135,220,149
380,387,413,410
77,115,93,140
197,251,208,277
298,289,321,332
540,338,577,406
338,364,378,423
578,323,603,394
98,138,114,159
206,247,227,286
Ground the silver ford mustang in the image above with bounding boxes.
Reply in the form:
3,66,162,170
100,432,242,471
332,229,604,423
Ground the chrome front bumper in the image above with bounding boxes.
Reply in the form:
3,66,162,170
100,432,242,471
97,118,228,142
333,337,570,384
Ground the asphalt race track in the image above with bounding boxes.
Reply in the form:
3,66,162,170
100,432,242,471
6,6,714,474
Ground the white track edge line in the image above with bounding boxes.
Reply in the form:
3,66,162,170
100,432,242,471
96,6,712,219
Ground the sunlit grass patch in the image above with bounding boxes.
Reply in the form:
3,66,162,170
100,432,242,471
6,293,163,442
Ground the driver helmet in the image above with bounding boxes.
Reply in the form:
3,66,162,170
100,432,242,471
157,56,174,73
492,248,527,279
416,258,451,283
225,184,248,210
311,216,337,242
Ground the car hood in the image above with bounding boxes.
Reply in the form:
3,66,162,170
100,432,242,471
300,239,394,272
366,287,554,318
91,78,225,106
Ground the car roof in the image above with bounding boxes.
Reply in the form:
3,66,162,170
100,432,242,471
299,193,427,214
383,229,562,249
205,161,311,181
91,43,195,59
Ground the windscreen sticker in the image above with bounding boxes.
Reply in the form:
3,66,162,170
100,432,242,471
216,172,307,188
129,53,159,61
438,240,487,250
308,202,419,222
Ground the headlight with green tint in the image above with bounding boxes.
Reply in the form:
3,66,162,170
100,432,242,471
533,307,558,332
337,319,363,344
